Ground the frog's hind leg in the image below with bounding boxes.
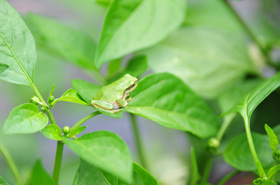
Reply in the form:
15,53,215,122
91,100,114,110
116,98,128,108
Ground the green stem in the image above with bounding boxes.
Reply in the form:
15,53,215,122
223,0,272,65
129,114,147,169
53,141,64,184
216,114,237,142
0,142,22,185
199,158,213,185
47,111,57,125
244,116,266,178
71,111,101,130
217,170,240,185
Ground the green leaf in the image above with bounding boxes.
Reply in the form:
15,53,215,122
125,73,220,138
184,0,243,32
75,160,158,185
189,148,200,185
25,13,97,70
107,55,148,83
262,180,277,185
125,55,148,77
96,0,111,7
265,124,279,152
70,126,87,137
52,89,89,106
28,160,56,185
227,72,280,119
95,0,186,68
0,177,9,185
140,26,255,98
63,131,133,183
3,103,48,134
267,164,280,180
224,133,273,172
41,124,62,141
71,79,102,104
0,64,9,73
0,0,36,85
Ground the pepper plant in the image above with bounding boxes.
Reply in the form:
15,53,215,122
0,0,280,184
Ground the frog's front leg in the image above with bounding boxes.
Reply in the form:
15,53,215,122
116,98,128,108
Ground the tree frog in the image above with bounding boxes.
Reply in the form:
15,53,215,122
91,74,138,113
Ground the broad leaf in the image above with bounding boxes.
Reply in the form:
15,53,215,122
95,0,186,67
3,103,48,134
75,159,158,185
265,124,278,152
28,160,56,185
0,177,9,185
52,89,89,106
71,79,102,104
70,126,87,137
63,131,133,183
41,124,62,141
224,133,273,171
125,73,220,138
140,26,255,98
0,64,9,73
227,72,280,120
184,0,242,32
25,13,97,70
0,0,36,85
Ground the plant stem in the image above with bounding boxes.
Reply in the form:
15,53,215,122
53,141,64,184
199,158,213,185
223,0,272,65
47,111,57,125
0,142,22,185
71,111,101,130
216,114,236,142
129,114,147,169
244,116,267,178
217,170,240,185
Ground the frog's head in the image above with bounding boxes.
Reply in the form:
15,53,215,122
122,74,138,94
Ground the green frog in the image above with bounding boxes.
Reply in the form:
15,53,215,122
91,74,138,113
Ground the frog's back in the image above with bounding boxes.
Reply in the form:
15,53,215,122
93,84,123,103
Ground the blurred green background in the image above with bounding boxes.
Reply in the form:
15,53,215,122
1,0,280,184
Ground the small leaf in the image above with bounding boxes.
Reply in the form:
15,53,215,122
28,160,56,185
265,124,279,152
0,177,9,185
3,103,48,134
25,13,97,70
71,79,102,104
267,164,280,180
41,124,62,141
227,72,280,120
125,55,148,77
52,89,89,106
70,126,87,137
63,131,133,183
75,160,158,185
189,148,200,185
0,0,36,85
107,55,148,83
125,73,220,138
95,0,186,67
0,64,9,73
224,133,273,172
